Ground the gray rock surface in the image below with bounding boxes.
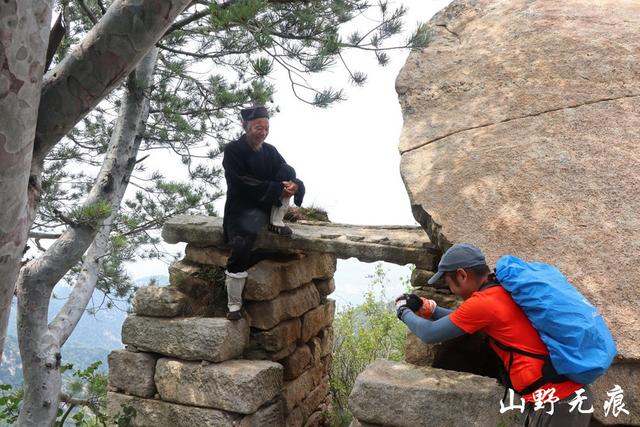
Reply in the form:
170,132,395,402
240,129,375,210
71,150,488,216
107,392,242,427
132,286,187,317
250,317,301,353
398,1,640,422
108,349,157,398
155,358,283,414
240,400,284,427
301,299,335,343
162,215,437,269
348,360,516,427
122,315,249,362
245,282,320,330
244,253,336,301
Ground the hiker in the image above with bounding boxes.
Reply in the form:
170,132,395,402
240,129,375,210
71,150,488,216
221,105,305,320
396,243,595,427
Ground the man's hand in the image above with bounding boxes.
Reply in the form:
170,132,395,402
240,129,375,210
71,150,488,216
395,293,437,320
285,181,298,195
395,296,411,320
416,297,437,320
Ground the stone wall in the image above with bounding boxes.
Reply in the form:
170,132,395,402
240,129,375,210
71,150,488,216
107,244,337,427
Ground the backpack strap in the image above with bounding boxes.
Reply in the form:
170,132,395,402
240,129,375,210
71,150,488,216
489,337,568,396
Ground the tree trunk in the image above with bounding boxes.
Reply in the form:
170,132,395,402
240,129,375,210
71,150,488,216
16,48,158,427
0,0,191,364
0,0,52,361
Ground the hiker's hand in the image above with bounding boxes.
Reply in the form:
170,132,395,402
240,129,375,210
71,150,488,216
281,182,295,198
416,297,437,320
395,295,412,320
285,181,298,195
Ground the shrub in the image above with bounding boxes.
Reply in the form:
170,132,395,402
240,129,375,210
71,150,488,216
328,263,409,426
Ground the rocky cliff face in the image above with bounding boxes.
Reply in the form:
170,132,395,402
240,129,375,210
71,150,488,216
397,0,639,425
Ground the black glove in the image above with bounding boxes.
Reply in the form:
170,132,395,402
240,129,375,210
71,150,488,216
404,294,423,312
395,293,422,320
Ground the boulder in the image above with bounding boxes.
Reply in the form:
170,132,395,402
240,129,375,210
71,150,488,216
348,360,515,427
155,358,283,414
108,349,157,398
107,392,242,427
244,253,336,301
245,282,320,330
132,286,187,317
398,1,640,422
122,315,248,362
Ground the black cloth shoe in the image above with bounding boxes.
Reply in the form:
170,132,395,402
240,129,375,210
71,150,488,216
226,310,242,320
268,224,292,237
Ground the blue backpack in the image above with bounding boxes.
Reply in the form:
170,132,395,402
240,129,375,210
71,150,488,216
494,255,617,386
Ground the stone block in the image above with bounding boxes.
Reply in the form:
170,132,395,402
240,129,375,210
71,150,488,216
297,380,330,422
168,260,227,317
404,332,436,367
318,327,334,357
244,253,336,301
108,349,157,398
244,342,297,362
313,278,335,298
184,245,229,266
303,410,326,427
282,344,313,381
348,360,514,427
132,286,187,317
282,359,326,414
250,318,301,353
106,392,241,427
307,336,322,365
285,406,304,427
301,299,335,342
410,268,434,288
155,358,283,414
246,282,320,330
240,399,284,427
122,315,248,362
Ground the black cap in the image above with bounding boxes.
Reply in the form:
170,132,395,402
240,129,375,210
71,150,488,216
241,106,269,122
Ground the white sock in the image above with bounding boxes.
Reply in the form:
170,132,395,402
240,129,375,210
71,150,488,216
225,270,247,312
270,196,291,227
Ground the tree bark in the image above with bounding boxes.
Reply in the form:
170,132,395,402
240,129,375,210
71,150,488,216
16,48,158,427
0,0,191,365
0,0,52,362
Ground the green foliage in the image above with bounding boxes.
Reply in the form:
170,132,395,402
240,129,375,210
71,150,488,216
0,361,135,426
69,200,113,226
329,264,407,426
0,383,22,425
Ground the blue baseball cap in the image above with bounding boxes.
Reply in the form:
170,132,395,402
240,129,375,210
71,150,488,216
428,243,487,285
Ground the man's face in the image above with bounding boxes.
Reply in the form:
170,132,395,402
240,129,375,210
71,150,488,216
443,269,479,300
246,118,269,146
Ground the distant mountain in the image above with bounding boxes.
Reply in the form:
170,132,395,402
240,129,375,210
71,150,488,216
1,275,169,386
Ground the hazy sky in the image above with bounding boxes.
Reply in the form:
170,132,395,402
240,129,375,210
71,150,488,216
129,0,452,307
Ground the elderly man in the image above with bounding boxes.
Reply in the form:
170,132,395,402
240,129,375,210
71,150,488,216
221,105,305,320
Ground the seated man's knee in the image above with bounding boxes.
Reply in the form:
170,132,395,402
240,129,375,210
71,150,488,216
238,209,268,234
276,164,296,181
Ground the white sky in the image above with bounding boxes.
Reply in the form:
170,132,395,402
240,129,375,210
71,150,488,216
128,0,452,307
